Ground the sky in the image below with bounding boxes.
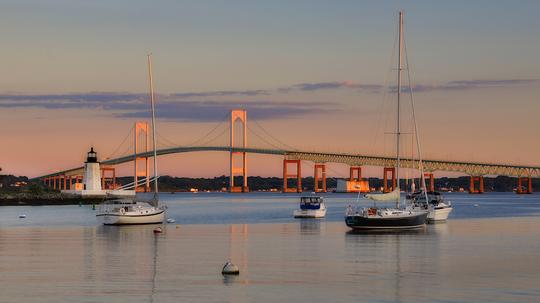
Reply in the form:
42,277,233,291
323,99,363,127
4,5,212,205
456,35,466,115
0,0,539,179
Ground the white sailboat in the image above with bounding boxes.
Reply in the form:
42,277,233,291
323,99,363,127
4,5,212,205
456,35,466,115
345,11,428,230
97,54,166,225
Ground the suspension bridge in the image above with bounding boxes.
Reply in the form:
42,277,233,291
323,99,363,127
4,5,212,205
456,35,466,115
34,110,539,194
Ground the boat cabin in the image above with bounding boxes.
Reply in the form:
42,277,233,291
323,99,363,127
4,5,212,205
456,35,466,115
300,196,324,210
408,191,443,205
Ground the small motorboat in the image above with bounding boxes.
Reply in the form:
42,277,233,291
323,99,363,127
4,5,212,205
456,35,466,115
408,191,453,223
19,214,27,219
293,196,327,218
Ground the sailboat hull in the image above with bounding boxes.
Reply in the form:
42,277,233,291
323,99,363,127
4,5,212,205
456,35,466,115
345,212,428,230
97,210,165,225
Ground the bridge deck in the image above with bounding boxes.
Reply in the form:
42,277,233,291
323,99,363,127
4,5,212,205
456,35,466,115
33,146,540,179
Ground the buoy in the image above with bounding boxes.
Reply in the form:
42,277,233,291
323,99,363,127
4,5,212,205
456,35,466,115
473,204,479,207
166,218,175,223
153,227,163,233
221,261,240,275
18,214,27,219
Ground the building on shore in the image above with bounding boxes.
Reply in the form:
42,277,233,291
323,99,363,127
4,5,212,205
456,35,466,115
335,179,370,193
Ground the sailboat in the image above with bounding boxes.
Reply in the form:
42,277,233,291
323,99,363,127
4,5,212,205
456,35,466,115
345,11,428,230
96,54,166,225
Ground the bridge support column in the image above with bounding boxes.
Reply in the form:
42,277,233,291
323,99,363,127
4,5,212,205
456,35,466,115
469,176,484,194
314,164,326,193
134,121,150,192
283,159,302,193
350,166,362,181
230,110,248,193
383,167,396,193
424,173,435,192
101,167,116,190
517,177,533,194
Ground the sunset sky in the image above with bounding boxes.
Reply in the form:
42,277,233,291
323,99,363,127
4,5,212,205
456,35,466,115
0,0,539,179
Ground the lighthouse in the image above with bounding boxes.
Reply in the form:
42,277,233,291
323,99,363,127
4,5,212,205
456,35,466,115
82,147,102,192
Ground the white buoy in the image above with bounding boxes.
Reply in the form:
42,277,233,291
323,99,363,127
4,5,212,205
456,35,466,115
19,214,27,219
166,218,175,223
221,261,239,275
153,227,163,233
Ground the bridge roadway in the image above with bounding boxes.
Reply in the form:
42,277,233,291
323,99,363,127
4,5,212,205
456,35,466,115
34,146,540,179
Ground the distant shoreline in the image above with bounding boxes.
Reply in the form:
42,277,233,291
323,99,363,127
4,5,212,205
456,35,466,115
0,193,107,206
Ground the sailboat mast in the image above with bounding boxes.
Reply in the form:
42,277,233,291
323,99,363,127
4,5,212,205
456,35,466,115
147,53,159,201
395,11,403,208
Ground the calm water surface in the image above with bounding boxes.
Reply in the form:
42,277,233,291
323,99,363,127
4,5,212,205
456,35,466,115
0,192,539,302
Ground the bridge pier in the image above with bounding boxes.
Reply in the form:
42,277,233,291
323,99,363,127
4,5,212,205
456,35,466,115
101,167,117,190
350,166,362,182
283,159,302,193
383,167,396,193
469,176,484,194
517,177,533,194
424,172,435,192
314,164,326,193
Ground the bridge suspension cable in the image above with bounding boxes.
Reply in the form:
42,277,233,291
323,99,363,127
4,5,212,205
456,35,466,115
103,125,135,160
246,124,285,150
251,120,298,151
154,112,230,149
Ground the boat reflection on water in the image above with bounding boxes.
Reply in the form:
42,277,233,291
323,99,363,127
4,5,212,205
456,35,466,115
344,225,442,302
345,226,427,235
299,219,322,234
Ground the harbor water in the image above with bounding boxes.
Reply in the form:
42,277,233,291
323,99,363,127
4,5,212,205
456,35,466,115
0,192,539,302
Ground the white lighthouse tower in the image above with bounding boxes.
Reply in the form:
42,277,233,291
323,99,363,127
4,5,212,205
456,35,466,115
82,147,103,194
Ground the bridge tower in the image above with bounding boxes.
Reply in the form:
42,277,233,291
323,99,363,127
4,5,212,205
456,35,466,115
134,121,150,192
230,110,248,192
